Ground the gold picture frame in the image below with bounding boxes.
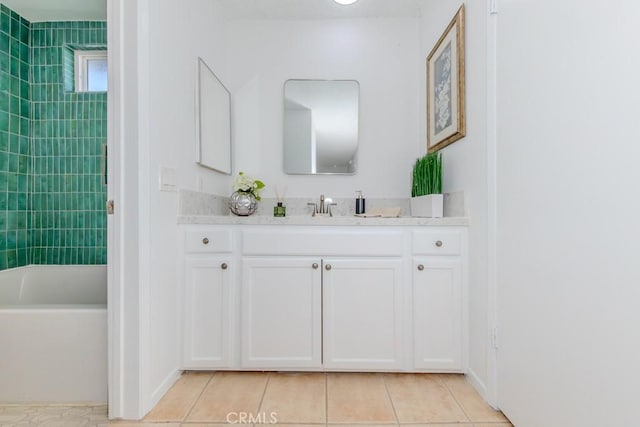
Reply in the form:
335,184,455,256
427,4,466,153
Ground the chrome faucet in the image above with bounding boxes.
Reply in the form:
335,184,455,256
308,194,337,217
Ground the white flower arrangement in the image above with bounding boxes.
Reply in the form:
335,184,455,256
232,172,265,200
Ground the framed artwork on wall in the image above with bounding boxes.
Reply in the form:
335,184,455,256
427,4,466,153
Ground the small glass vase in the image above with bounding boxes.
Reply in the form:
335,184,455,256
228,191,258,216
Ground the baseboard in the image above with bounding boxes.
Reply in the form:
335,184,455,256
145,368,182,415
466,368,495,409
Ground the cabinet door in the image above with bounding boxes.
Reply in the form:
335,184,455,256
413,258,463,371
241,257,322,368
183,257,232,368
322,258,404,370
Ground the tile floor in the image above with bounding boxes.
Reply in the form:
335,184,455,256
119,371,511,426
0,404,108,426
0,372,512,426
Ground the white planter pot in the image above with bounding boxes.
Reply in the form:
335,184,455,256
410,194,444,218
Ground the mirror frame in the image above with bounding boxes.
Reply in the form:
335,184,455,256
195,57,232,174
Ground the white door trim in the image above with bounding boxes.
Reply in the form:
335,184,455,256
106,0,124,417
107,0,149,419
485,0,499,409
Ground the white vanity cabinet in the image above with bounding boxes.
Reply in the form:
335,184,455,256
241,257,322,368
178,222,467,373
240,228,406,370
412,230,464,371
181,229,234,368
322,258,404,370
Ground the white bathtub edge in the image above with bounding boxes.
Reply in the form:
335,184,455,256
0,265,108,404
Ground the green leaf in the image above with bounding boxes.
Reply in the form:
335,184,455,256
411,151,442,196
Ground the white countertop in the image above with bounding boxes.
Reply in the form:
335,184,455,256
177,215,469,226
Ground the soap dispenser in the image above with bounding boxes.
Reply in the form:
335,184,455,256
355,190,365,214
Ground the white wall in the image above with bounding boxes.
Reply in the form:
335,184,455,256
142,0,234,413
495,0,640,425
118,0,497,418
114,0,640,422
146,0,232,197
217,16,422,198
420,0,491,399
126,0,426,417
109,0,234,417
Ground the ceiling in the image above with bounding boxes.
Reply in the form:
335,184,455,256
1,0,424,22
215,0,425,20
0,0,106,22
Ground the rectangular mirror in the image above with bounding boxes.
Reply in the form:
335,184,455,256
196,57,231,174
283,79,359,175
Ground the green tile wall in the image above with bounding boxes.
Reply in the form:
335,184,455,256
30,21,107,265
0,4,30,270
0,5,107,270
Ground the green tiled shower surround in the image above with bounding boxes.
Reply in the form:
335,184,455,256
0,4,107,270
0,4,30,270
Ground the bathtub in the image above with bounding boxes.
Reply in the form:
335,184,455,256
0,265,107,403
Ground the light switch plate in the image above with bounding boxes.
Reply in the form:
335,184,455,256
160,167,177,192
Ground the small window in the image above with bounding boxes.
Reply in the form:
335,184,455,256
75,50,108,92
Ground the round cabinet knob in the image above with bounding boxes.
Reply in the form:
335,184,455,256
435,240,443,247
312,263,319,270
221,263,228,270
202,237,210,245
325,264,332,271
417,264,425,271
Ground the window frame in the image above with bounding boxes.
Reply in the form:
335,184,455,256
74,49,108,93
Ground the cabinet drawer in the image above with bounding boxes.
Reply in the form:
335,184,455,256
412,230,462,255
185,229,232,253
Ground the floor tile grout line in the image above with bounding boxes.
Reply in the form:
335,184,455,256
432,373,446,387
443,376,512,425
381,373,401,425
324,372,329,426
443,377,511,426
255,371,272,418
182,371,217,422
0,403,108,409
441,375,472,424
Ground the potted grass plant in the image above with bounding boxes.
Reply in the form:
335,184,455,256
410,152,443,218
